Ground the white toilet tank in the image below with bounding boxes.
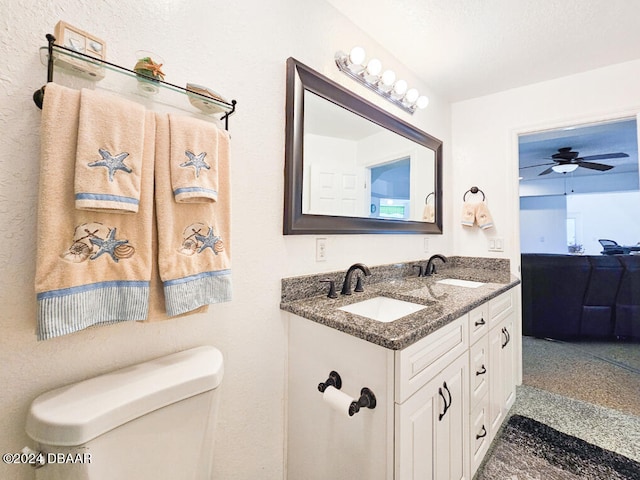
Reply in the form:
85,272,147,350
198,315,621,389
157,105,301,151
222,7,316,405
26,346,224,480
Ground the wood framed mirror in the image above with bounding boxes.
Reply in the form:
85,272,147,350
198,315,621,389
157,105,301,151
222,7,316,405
284,57,443,235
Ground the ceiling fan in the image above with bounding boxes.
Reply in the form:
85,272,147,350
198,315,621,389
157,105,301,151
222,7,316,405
524,147,628,176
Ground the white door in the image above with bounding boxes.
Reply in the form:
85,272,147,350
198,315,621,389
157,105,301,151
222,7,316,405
309,163,365,216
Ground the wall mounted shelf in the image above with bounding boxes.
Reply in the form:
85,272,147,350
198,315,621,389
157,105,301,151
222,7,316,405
33,34,237,129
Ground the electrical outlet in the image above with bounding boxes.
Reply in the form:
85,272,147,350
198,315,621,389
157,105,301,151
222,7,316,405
316,238,327,262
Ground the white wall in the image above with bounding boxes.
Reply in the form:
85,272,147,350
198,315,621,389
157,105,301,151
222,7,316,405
567,191,640,255
0,1,452,479
452,59,640,273
519,196,568,253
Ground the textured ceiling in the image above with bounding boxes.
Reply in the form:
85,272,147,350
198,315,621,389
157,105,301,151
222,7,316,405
327,0,640,101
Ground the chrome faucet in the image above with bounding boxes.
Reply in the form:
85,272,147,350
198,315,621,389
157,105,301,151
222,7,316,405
425,254,447,276
341,263,371,295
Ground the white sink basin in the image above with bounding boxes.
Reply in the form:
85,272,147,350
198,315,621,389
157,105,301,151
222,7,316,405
436,278,485,288
338,296,426,322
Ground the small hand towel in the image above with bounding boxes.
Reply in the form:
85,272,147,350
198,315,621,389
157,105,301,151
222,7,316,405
155,113,231,317
475,202,494,229
168,113,219,203
422,204,435,222
75,88,146,213
461,202,476,227
35,83,155,340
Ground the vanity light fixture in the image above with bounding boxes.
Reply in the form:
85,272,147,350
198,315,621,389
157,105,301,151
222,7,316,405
335,47,429,114
551,164,579,174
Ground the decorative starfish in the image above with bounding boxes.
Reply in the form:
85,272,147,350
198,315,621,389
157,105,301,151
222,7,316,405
139,57,165,79
89,149,131,182
89,228,129,262
194,227,221,254
180,151,210,178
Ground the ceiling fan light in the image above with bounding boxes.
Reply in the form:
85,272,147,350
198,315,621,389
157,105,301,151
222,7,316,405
551,164,579,173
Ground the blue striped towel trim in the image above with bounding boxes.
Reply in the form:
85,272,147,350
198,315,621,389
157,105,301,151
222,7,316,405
37,280,149,340
173,187,218,197
164,270,231,317
76,193,139,205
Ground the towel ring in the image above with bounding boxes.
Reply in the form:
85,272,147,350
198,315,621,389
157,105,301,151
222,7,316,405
425,192,435,205
463,186,485,202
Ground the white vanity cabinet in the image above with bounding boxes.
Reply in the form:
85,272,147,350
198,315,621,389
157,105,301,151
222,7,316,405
468,288,518,476
286,285,520,480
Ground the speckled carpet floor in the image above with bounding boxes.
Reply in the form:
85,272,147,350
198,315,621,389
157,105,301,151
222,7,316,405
474,336,640,479
475,415,640,480
521,337,640,417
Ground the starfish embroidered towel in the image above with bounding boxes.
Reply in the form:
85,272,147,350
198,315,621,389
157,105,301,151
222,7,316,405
155,113,231,317
75,88,146,213
461,201,476,227
476,202,495,229
35,83,155,340
168,113,219,203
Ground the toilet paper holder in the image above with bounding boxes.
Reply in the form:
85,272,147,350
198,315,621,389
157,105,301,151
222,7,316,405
348,387,377,416
318,371,377,416
318,371,342,392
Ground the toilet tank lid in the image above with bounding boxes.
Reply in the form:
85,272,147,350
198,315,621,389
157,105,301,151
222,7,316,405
26,346,224,447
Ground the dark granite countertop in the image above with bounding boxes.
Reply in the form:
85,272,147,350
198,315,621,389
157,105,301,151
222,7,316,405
280,257,520,350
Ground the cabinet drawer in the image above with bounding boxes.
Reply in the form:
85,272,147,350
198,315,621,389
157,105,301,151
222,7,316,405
470,395,490,476
395,315,468,403
488,289,514,328
469,335,489,409
469,303,489,345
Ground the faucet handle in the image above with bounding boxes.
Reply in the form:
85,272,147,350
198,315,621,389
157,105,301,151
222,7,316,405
354,275,364,292
320,279,338,299
412,265,425,277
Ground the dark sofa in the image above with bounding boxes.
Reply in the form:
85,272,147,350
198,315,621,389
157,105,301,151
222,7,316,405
521,254,638,340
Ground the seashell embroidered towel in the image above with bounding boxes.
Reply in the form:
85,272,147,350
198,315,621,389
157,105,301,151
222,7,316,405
75,88,146,213
35,83,155,340
168,113,219,203
153,112,231,317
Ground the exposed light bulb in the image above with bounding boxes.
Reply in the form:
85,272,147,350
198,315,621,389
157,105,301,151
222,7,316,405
349,46,366,66
416,95,429,109
393,79,407,96
366,58,382,76
405,88,419,104
380,69,396,87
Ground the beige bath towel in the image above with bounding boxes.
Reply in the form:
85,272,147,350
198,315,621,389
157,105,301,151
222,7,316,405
461,201,476,227
422,204,435,222
476,202,494,229
75,88,146,213
168,114,219,203
155,113,231,317
36,83,155,340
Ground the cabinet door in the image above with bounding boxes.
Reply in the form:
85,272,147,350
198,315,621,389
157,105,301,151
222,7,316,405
395,353,469,480
469,395,490,476
488,321,505,436
488,314,517,438
500,314,516,410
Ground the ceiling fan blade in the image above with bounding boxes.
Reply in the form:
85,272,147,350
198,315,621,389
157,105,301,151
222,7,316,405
577,161,614,171
538,167,554,176
579,152,629,161
519,162,554,169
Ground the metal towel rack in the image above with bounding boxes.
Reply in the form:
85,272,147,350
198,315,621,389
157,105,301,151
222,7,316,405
33,34,237,130
463,186,486,202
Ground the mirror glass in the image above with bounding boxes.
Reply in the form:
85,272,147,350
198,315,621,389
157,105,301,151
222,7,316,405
284,58,442,234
